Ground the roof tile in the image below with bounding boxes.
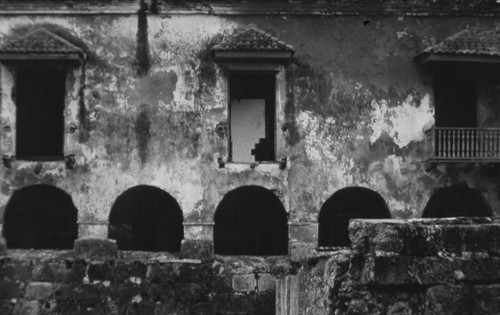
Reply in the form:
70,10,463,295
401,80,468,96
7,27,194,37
0,28,83,55
213,27,294,52
424,27,500,56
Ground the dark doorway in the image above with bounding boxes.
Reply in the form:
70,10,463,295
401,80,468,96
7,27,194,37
434,66,477,128
3,184,78,249
214,186,288,255
318,187,391,247
422,185,492,218
16,68,66,160
229,72,276,162
108,185,184,252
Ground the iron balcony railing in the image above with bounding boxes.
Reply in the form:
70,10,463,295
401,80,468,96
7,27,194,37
426,127,500,162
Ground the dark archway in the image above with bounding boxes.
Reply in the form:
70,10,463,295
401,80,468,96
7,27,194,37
3,184,78,249
318,187,391,247
108,185,184,252
214,185,288,255
422,185,492,218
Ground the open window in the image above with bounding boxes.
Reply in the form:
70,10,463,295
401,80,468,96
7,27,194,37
214,185,288,255
3,184,78,249
318,187,391,248
229,72,275,162
108,185,184,252
16,67,66,159
422,185,492,218
213,27,294,163
0,27,85,161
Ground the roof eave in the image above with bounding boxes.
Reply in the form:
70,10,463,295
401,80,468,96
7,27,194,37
0,52,84,62
415,52,500,65
213,50,294,64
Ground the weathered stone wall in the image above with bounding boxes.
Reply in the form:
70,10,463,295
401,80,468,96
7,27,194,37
0,248,292,315
297,217,500,315
0,3,499,248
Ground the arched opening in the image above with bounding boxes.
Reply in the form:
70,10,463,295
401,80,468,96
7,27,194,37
318,187,391,247
214,185,288,255
3,184,78,249
422,185,492,218
108,185,184,252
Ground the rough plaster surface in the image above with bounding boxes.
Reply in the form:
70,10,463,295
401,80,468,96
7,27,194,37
0,12,498,243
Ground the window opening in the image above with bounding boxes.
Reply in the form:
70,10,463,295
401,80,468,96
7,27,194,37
422,185,492,218
108,185,184,252
229,72,275,162
318,187,391,247
3,184,78,249
16,68,66,160
434,66,477,128
214,186,288,255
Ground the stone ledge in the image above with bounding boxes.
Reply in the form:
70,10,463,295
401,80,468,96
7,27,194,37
73,238,118,260
25,282,54,300
425,285,472,315
349,218,500,256
359,255,500,286
180,239,214,261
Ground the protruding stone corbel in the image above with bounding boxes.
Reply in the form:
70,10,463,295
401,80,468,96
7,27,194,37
217,156,225,168
279,157,287,170
2,154,14,168
65,154,76,169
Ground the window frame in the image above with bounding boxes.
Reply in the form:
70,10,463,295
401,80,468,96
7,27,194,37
218,62,286,165
228,70,277,163
15,65,67,161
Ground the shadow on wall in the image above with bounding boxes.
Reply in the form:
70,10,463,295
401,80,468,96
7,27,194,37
3,184,78,249
108,185,184,252
214,185,288,256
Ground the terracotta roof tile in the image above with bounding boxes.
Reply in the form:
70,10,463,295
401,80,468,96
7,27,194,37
0,28,83,55
213,27,294,52
424,27,500,56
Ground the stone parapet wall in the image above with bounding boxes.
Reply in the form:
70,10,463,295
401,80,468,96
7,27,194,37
0,250,291,315
297,217,500,315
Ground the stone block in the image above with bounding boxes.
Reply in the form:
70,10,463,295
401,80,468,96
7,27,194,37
74,238,118,260
288,223,318,243
403,225,442,256
413,257,455,285
349,219,407,254
0,237,6,256
289,241,315,262
452,257,500,282
257,273,275,291
410,217,492,225
360,255,415,285
13,300,40,315
472,284,500,314
180,239,213,261
440,225,463,253
25,282,54,300
461,224,500,254
372,223,405,253
183,224,214,241
425,285,471,315
78,223,108,239
232,274,257,292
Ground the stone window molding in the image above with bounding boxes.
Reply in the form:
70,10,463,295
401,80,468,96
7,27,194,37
213,27,294,164
0,27,86,163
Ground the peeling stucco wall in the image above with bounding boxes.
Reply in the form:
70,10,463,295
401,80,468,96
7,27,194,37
0,8,499,246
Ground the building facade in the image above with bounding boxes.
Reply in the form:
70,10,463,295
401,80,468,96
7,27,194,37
0,0,500,314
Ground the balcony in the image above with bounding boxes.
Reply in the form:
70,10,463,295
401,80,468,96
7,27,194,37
425,127,500,165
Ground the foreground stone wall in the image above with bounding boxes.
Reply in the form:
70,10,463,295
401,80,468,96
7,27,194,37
0,248,291,315
2,217,500,314
297,217,500,315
